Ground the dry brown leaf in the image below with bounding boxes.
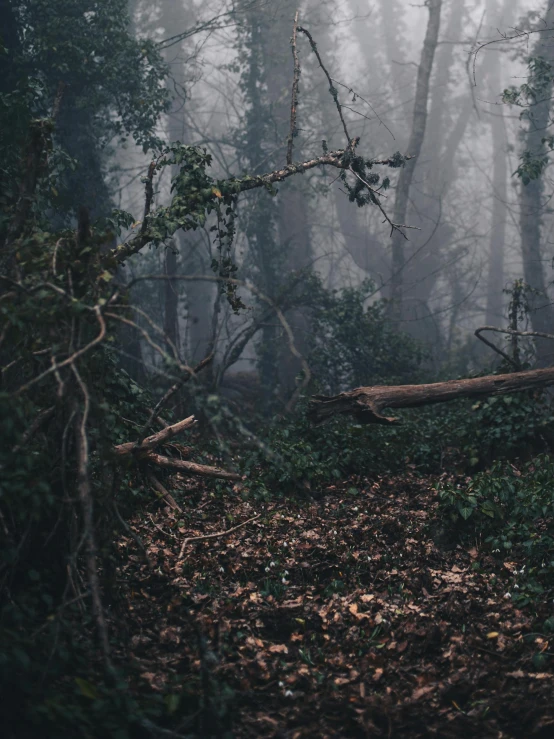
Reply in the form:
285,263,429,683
268,644,288,654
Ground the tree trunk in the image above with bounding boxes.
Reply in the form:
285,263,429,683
308,366,554,426
163,244,179,352
389,0,442,320
519,2,554,365
485,0,515,326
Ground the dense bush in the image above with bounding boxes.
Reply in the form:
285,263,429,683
436,455,554,602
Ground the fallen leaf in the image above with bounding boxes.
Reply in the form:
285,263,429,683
268,644,288,654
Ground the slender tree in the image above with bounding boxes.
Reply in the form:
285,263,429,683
518,3,554,364
389,0,442,321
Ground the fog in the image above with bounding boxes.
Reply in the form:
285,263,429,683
114,0,554,400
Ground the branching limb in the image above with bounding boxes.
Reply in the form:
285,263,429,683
178,514,260,559
14,306,106,397
139,352,214,441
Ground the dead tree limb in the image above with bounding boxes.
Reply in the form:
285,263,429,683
106,148,402,265
146,471,183,512
113,415,196,457
142,452,241,481
286,11,301,165
308,366,554,426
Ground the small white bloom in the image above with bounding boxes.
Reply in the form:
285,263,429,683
284,570,289,575
333,530,337,535
284,690,294,697
514,584,519,589
352,507,359,512
270,561,276,568
282,577,287,584
265,567,270,573
219,566,224,573
504,592,512,599
278,681,284,687
367,556,372,562
283,542,288,547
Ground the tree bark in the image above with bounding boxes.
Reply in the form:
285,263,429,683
389,0,442,319
519,2,554,365
308,366,554,426
485,0,515,326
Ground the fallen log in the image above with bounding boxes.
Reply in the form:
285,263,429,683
308,366,554,425
143,452,241,481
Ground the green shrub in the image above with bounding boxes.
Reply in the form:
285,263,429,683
437,454,554,567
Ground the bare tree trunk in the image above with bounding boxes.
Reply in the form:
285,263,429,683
519,2,554,365
389,0,442,320
485,0,514,327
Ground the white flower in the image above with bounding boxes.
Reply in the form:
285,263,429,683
519,566,526,574
218,566,224,573
367,556,372,562
282,577,287,584
504,592,511,599
278,681,284,687
283,570,289,576
283,542,288,547
270,561,276,568
514,584,519,589
352,507,359,512
265,567,270,573
284,690,294,697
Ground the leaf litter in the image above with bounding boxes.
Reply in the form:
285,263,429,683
111,470,554,737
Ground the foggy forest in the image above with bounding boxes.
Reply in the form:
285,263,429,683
3,0,554,736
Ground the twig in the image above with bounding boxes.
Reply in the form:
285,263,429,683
148,514,179,539
474,327,520,369
139,353,213,441
112,499,153,569
475,325,554,369
348,166,418,239
14,306,106,397
286,11,301,165
297,25,352,147
179,514,261,558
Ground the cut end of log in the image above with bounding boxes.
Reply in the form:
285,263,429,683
308,393,400,426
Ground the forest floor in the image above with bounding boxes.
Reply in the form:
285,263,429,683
112,471,554,738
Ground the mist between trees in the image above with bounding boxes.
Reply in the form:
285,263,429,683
4,1,554,737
